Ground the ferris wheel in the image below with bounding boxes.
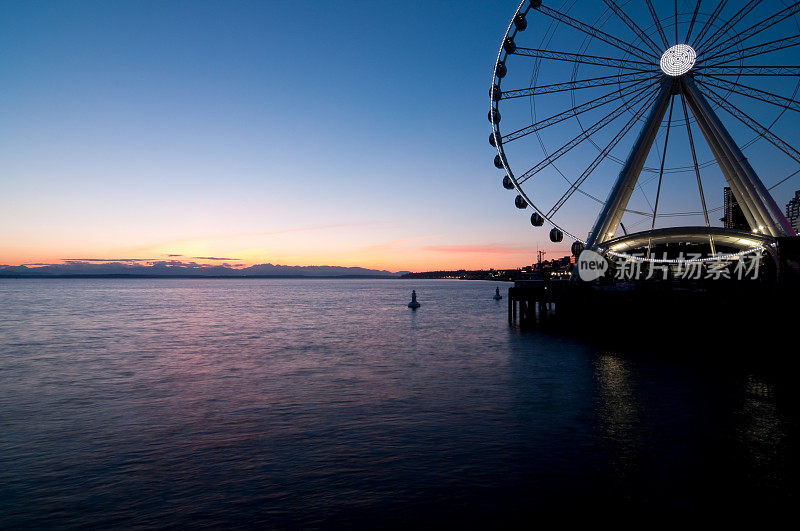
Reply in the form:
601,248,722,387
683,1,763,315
489,0,800,263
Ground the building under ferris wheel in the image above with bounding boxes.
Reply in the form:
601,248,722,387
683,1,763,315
489,0,800,275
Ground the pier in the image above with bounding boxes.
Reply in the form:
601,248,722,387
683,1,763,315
507,278,798,334
509,237,800,331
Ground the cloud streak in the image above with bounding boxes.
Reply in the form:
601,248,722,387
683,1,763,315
62,258,161,262
59,255,242,263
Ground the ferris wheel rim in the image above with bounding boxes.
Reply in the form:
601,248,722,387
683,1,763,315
490,0,800,261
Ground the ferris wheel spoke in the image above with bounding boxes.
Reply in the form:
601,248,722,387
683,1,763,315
695,65,800,76
768,168,800,191
512,48,654,71
696,0,763,52
546,90,660,218
500,72,652,99
684,0,703,43
503,78,658,143
651,97,676,229
702,34,800,67
679,94,712,230
516,86,658,184
536,5,658,62
674,0,679,45
700,83,800,165
692,0,728,47
657,206,724,217
702,1,800,58
636,180,655,217
601,0,662,56
645,0,670,48
695,75,800,113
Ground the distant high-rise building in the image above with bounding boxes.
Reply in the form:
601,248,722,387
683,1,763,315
787,190,800,234
721,187,749,230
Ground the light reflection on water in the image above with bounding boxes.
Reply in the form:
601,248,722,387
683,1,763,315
0,278,797,526
595,354,642,502
737,375,790,491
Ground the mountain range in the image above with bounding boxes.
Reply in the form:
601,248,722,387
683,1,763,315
0,261,407,278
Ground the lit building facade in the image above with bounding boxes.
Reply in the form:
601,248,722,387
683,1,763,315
721,187,749,230
787,190,800,235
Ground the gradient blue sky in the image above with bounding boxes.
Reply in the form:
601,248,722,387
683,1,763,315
1,1,798,271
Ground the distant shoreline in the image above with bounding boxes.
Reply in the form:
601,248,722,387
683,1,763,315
0,274,404,280
0,274,515,281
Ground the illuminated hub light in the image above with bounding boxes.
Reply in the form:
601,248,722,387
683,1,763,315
660,44,696,76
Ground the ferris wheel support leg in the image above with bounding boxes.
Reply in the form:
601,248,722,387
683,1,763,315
682,77,773,234
586,79,674,250
682,77,795,237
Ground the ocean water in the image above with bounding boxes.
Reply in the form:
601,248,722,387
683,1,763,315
0,278,797,526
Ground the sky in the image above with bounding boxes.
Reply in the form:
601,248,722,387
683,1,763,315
2,0,799,272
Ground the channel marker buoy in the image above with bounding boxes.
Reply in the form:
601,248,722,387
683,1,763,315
408,290,421,308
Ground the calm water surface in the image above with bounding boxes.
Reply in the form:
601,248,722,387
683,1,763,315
0,278,797,526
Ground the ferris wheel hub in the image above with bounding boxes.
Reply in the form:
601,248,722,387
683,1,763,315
660,44,696,77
